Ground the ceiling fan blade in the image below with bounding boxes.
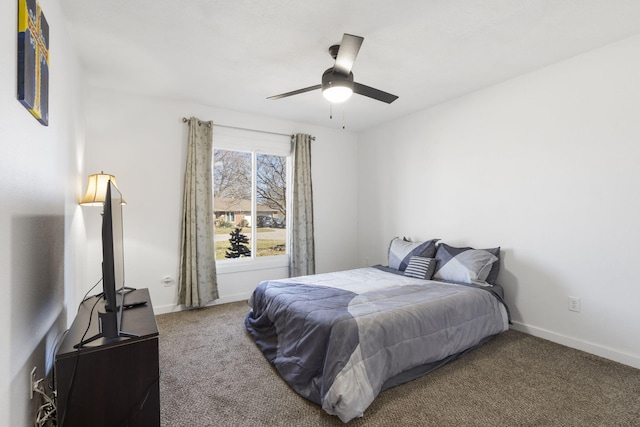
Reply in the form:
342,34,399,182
334,34,364,76
353,82,399,104
267,84,322,100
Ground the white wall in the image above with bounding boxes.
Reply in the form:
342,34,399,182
83,88,360,313
358,34,640,368
0,0,86,425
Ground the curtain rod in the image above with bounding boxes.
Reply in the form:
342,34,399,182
181,117,315,141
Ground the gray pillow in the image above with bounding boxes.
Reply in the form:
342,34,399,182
433,243,499,285
388,237,439,271
404,256,436,279
483,246,501,285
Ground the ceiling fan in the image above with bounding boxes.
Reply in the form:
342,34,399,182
267,33,398,104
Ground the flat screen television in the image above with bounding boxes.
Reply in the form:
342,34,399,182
101,180,126,335
76,180,136,347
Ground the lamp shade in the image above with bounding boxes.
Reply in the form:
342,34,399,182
80,172,125,206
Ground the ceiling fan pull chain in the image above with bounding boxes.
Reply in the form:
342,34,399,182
342,104,346,129
329,102,333,119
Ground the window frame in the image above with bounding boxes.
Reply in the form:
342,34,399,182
212,128,292,271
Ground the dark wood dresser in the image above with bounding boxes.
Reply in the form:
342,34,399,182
55,288,160,427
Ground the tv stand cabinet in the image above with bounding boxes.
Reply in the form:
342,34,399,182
55,288,160,427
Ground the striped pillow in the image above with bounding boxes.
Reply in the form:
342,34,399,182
404,256,436,280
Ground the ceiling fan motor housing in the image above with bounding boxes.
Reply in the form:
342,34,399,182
322,68,354,91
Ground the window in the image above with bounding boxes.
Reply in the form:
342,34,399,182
212,128,291,264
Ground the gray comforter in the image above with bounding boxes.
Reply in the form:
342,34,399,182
245,267,509,423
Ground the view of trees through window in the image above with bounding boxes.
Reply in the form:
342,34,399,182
213,148,287,260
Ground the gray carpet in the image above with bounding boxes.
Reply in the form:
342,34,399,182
156,301,640,426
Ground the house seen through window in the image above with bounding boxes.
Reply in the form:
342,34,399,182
213,148,289,261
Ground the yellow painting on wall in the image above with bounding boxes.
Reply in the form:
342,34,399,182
18,0,49,126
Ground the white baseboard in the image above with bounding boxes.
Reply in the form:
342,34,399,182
152,292,252,315
510,321,640,370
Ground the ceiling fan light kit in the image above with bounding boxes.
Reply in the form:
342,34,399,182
322,69,354,103
268,33,398,105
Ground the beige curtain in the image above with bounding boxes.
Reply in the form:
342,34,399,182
290,133,315,277
178,117,218,307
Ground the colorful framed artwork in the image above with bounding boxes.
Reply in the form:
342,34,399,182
17,0,49,126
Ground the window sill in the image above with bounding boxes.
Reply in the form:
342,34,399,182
215,255,290,275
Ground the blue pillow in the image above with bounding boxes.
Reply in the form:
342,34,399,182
388,237,439,271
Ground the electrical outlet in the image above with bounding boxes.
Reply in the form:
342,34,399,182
30,367,37,399
568,296,581,312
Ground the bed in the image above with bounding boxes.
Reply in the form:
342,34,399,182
245,239,510,423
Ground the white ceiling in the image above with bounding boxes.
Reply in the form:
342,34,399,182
59,0,640,132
